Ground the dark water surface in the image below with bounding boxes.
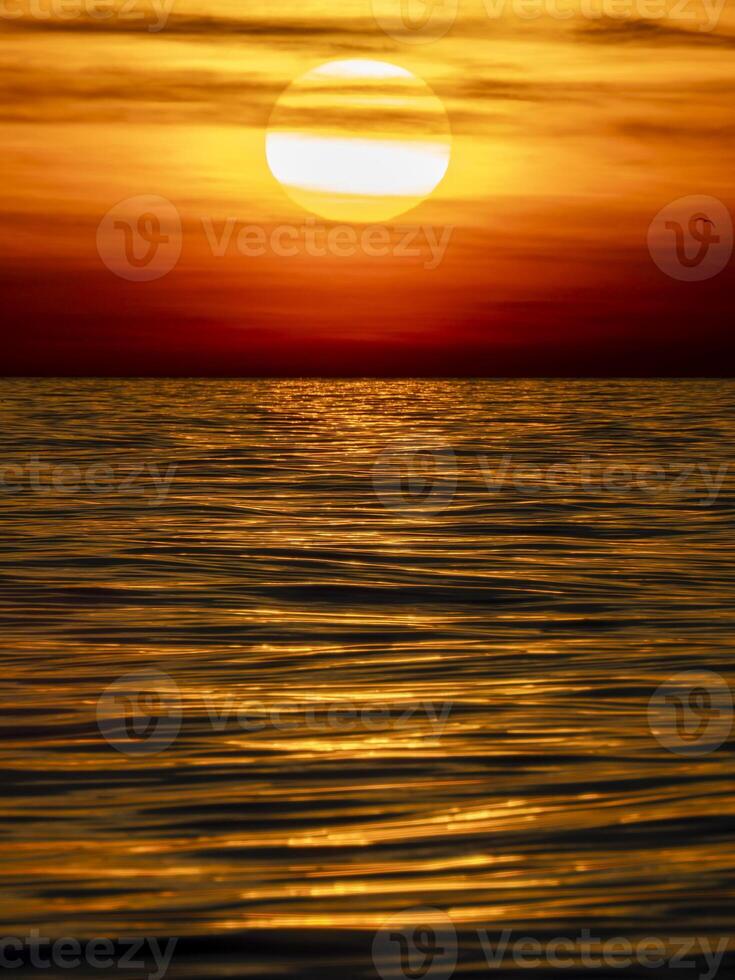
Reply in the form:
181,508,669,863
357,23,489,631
1,379,733,978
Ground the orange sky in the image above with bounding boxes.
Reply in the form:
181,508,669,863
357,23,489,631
2,1,734,374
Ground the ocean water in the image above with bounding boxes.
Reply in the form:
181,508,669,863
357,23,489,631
0,378,733,978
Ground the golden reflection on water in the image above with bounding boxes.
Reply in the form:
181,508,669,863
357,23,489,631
0,380,733,971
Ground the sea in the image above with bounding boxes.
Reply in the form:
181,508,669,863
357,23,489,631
0,378,733,978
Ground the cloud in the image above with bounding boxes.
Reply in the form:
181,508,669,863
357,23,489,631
0,66,284,124
575,18,735,48
456,78,599,104
614,118,735,143
0,12,364,38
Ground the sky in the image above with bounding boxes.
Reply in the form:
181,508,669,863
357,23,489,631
2,0,735,375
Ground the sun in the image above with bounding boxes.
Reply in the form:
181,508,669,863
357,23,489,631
266,59,452,223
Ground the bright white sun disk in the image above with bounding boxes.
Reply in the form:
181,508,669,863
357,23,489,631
266,133,450,199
